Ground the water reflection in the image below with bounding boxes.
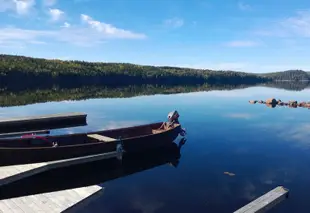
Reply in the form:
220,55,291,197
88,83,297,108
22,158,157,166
0,84,251,107
0,139,186,200
223,113,256,119
0,80,309,107
1,86,310,212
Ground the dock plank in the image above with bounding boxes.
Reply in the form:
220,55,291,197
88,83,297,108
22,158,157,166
1,200,24,213
0,151,122,187
0,186,103,213
0,112,86,123
0,149,118,212
0,162,47,186
87,134,116,142
234,186,289,213
0,112,87,133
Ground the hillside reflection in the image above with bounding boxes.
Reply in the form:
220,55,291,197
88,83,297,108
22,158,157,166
0,81,308,107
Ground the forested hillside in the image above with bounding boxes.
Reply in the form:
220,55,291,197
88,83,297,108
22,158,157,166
0,54,267,87
259,70,310,81
0,55,308,87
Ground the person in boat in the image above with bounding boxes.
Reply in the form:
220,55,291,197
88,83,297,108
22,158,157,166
159,110,180,130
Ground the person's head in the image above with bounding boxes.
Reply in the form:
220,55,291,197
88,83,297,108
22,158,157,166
167,110,180,122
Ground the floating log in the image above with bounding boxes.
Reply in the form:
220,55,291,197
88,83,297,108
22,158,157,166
0,112,87,133
234,186,289,213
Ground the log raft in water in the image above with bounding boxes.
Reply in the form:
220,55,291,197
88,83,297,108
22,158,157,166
249,98,310,109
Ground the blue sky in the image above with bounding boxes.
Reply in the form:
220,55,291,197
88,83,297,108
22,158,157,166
0,0,310,72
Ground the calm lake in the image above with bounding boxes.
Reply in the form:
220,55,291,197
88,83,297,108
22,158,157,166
1,86,310,213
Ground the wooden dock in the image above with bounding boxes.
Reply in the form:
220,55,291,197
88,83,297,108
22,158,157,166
0,142,183,212
0,151,123,187
0,112,87,133
0,185,103,213
234,186,289,213
0,151,122,212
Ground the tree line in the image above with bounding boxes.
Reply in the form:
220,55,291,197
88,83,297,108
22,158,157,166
0,54,309,90
259,70,310,81
0,54,268,87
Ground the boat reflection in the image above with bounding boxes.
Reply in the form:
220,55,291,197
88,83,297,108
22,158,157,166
0,138,186,200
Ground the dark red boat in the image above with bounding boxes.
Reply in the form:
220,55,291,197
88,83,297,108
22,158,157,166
0,111,185,166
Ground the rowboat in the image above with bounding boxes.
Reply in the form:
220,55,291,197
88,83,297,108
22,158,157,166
0,140,185,200
0,111,185,166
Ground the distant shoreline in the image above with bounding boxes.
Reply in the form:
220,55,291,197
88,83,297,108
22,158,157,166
0,54,309,85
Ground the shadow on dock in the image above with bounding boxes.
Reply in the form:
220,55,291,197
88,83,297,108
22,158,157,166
0,139,185,200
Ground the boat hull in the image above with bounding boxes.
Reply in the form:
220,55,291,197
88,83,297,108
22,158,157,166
0,142,183,200
0,122,181,166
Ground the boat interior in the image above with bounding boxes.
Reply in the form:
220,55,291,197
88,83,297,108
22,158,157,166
0,122,179,148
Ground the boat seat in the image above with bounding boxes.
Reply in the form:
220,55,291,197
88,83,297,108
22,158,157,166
87,134,116,142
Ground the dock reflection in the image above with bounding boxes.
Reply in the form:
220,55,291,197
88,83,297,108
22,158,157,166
0,139,186,200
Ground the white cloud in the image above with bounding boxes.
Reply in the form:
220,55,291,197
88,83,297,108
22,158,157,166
0,27,51,42
238,2,251,11
48,8,64,21
225,40,259,47
61,22,70,28
279,124,310,148
80,14,146,39
0,0,35,15
255,10,310,38
43,0,56,6
15,0,35,14
0,23,146,47
281,10,310,37
0,27,90,47
164,17,184,28
100,120,148,130
258,122,310,149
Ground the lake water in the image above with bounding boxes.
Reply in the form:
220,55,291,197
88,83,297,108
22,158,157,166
1,86,310,213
